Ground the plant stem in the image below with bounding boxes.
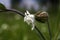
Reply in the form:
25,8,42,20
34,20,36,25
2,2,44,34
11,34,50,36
35,26,46,40
0,9,46,40
0,9,25,17
47,18,52,40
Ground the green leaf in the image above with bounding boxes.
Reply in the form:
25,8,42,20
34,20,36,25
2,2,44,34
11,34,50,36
0,3,6,10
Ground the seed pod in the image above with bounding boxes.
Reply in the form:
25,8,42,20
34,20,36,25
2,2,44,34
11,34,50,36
35,11,48,23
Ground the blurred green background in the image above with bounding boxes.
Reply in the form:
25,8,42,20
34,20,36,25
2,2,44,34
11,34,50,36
0,0,60,40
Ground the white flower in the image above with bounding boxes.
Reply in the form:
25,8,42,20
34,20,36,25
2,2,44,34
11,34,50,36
24,10,35,30
1,23,9,30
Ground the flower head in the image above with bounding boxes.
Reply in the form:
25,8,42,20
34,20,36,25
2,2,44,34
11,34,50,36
24,10,35,30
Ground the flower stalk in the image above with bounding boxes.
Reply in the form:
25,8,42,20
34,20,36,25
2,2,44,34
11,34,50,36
35,11,52,40
47,18,52,40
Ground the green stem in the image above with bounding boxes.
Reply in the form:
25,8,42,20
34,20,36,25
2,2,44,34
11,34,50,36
47,19,52,40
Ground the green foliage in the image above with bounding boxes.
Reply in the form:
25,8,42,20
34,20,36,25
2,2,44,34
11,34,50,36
0,3,6,10
0,4,60,40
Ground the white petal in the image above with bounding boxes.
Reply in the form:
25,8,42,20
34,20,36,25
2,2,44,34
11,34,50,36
26,10,30,15
25,12,27,16
31,23,35,30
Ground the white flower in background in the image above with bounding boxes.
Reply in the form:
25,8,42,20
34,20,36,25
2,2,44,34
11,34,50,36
1,23,9,30
24,10,35,30
14,14,21,20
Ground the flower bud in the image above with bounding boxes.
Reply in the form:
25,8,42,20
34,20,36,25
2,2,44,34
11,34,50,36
35,11,48,23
